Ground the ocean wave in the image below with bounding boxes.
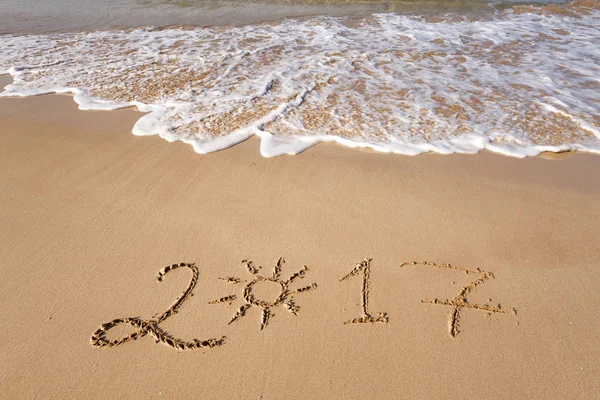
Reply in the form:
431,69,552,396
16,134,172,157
1,0,599,157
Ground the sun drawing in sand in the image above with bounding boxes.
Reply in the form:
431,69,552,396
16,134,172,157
209,258,318,330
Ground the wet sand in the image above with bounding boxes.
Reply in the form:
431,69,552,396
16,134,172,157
1,76,599,399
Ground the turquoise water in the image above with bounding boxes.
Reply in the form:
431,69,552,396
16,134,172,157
0,0,568,33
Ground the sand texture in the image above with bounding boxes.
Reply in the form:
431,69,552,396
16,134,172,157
1,76,599,399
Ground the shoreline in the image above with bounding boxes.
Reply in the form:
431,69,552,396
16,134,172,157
1,88,599,399
0,75,593,160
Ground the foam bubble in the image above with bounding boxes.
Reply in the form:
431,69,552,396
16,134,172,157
1,1,599,157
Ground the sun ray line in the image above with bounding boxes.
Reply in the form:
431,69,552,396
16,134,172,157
242,260,259,275
229,304,251,325
285,266,308,284
219,276,244,284
208,295,237,305
291,283,317,294
261,307,271,330
284,298,300,315
273,257,284,279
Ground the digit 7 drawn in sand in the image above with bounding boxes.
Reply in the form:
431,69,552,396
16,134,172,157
400,261,516,337
341,258,388,324
90,263,226,350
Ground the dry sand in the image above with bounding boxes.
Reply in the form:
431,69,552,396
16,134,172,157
1,75,599,399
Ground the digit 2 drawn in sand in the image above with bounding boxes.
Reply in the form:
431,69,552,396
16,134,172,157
341,258,388,324
91,263,226,350
400,261,516,337
210,257,317,330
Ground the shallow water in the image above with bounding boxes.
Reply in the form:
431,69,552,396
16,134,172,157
1,1,599,157
0,0,566,33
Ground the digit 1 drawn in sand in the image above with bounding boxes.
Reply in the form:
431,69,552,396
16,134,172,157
340,258,388,324
400,261,516,337
209,257,317,330
91,263,226,350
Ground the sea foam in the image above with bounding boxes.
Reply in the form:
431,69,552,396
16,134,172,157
1,1,599,157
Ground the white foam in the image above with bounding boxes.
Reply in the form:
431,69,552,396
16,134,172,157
1,3,599,158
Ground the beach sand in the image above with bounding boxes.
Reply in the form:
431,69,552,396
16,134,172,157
1,75,599,399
